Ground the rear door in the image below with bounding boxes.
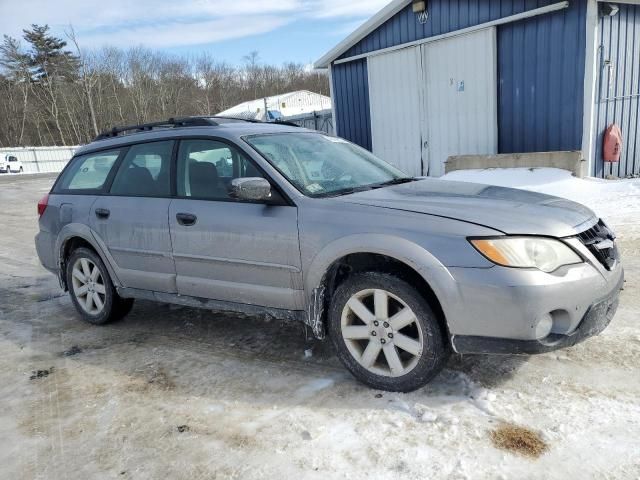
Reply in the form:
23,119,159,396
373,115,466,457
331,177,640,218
90,140,176,293
45,149,123,269
168,138,303,310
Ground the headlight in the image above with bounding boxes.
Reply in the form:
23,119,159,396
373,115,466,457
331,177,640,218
470,237,582,273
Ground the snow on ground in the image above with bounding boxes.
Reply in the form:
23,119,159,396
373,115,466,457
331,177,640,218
1,173,639,479
441,167,640,228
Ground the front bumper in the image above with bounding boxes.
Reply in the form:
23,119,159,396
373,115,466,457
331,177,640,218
439,227,624,354
451,270,624,354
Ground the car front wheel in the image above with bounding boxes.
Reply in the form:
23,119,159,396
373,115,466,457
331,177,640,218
66,247,134,325
328,272,448,392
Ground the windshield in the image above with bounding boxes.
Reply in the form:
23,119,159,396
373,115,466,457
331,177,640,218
244,132,410,197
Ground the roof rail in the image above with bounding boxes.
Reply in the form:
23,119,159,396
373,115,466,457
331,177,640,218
273,119,301,128
209,115,300,127
208,115,262,123
210,116,300,127
94,114,300,141
93,117,218,141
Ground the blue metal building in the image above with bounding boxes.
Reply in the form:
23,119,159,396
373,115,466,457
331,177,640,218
315,0,640,178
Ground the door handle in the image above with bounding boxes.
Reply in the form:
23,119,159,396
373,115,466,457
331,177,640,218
176,212,197,226
95,208,110,219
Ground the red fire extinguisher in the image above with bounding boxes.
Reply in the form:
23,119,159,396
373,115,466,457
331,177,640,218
603,124,622,162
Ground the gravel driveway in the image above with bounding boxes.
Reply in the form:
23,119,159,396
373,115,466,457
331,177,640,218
1,174,638,479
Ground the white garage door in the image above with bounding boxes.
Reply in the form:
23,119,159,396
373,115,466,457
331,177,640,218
366,28,497,177
367,46,424,177
422,28,498,176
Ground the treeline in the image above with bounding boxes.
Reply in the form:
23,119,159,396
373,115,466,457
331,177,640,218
0,25,329,147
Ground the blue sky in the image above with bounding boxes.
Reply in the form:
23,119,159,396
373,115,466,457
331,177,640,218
0,0,388,66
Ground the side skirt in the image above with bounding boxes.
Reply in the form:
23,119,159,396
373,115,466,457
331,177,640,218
117,287,306,324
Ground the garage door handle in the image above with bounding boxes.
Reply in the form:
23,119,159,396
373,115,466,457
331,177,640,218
95,208,110,219
176,212,197,226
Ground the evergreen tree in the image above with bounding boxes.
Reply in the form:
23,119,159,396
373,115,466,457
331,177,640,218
0,36,32,145
22,24,79,82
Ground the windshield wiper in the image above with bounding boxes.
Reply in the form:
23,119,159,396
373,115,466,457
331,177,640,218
369,177,418,189
314,185,374,198
314,177,418,198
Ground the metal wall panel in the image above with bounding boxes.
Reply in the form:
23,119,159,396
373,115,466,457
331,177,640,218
368,47,424,176
335,0,587,159
339,0,558,60
593,4,640,178
498,0,587,154
331,59,372,150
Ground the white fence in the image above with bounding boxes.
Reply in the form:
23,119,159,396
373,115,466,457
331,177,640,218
0,146,78,174
0,112,335,176
283,109,334,135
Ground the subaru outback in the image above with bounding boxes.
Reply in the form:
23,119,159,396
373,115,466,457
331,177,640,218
35,117,624,392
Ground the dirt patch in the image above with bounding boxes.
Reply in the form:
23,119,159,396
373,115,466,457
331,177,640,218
29,367,54,380
147,367,175,390
125,365,176,393
490,423,548,458
224,432,253,449
62,345,83,356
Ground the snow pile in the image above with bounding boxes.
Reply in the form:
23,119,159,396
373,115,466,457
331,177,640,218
441,167,640,227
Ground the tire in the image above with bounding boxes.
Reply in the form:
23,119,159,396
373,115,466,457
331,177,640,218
65,247,134,325
328,272,448,392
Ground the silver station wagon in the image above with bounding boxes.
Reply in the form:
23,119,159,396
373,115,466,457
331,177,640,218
35,117,624,392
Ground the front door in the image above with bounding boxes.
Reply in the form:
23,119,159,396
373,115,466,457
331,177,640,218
168,138,303,310
366,28,498,177
368,46,425,177
90,140,176,293
422,28,498,176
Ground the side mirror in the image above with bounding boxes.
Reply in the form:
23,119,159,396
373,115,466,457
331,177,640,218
230,177,272,201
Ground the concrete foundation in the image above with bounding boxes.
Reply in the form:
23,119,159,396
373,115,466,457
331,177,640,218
445,151,586,177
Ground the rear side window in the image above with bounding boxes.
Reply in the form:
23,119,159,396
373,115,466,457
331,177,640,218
110,141,173,197
56,150,120,191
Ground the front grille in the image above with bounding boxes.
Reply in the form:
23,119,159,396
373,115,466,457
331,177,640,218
577,219,618,270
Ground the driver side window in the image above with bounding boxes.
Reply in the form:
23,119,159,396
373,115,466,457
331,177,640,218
176,139,265,201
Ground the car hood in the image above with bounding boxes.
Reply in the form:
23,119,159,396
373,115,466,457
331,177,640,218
338,178,597,237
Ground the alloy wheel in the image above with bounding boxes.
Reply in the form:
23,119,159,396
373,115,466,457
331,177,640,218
71,257,107,315
341,288,424,377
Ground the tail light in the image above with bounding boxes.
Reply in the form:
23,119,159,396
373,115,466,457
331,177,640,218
37,193,49,217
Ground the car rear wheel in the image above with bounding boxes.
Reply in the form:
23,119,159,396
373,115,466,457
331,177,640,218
66,247,134,325
328,272,448,392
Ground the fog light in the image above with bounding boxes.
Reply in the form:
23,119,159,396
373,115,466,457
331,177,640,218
535,314,554,339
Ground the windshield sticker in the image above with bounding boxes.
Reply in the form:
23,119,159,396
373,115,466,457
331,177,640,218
306,183,324,193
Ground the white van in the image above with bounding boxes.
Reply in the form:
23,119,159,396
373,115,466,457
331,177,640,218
0,155,23,173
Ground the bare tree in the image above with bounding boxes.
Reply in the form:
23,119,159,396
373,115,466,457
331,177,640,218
66,26,99,137
0,26,329,147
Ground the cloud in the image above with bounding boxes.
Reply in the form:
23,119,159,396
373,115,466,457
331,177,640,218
69,16,291,49
305,0,391,19
0,0,392,50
